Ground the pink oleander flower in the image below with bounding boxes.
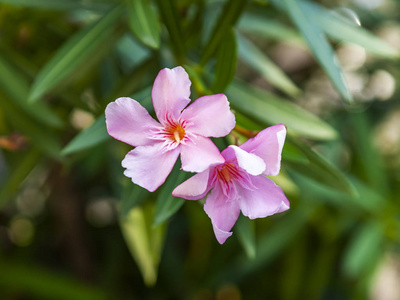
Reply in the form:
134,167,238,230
172,124,290,244
105,66,235,192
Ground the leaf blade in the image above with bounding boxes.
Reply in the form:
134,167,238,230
29,5,123,102
227,81,337,140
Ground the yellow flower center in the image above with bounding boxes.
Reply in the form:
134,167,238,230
168,124,185,143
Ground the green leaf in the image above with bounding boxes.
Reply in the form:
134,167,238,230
303,1,400,58
342,221,384,278
212,29,237,93
120,205,165,286
238,12,302,43
236,215,256,259
285,138,357,196
0,0,112,10
0,148,41,209
29,5,124,102
62,115,110,156
278,0,353,103
201,0,248,66
119,181,150,218
237,32,301,97
153,163,189,226
227,81,337,140
155,0,185,63
0,55,63,128
127,0,161,49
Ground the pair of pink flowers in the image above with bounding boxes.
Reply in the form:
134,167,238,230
105,66,289,244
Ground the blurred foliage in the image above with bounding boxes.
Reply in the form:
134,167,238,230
0,0,400,299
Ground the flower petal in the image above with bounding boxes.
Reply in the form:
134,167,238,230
204,185,240,244
180,135,225,172
105,97,161,147
238,175,290,219
239,124,286,176
172,169,213,200
222,145,266,176
122,144,180,192
151,67,191,124
181,94,235,137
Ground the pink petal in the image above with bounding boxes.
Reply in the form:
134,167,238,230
180,135,225,172
105,97,161,147
122,144,180,192
172,169,213,200
240,124,286,176
204,185,240,244
151,67,191,124
181,94,235,137
222,145,266,176
238,175,290,219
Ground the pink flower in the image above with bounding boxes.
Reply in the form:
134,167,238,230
172,124,290,244
105,66,235,192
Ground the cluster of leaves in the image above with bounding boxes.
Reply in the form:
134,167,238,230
0,0,399,299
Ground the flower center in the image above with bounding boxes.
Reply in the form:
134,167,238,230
216,162,239,184
167,124,185,143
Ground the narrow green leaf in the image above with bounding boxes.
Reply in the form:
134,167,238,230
212,29,237,93
201,0,248,66
279,0,353,103
0,55,63,128
29,5,123,102
237,32,301,97
62,115,110,156
119,181,149,218
236,215,256,259
303,1,400,58
120,205,165,286
342,221,384,278
155,0,185,63
238,13,302,43
153,163,189,226
285,137,357,196
227,81,338,140
127,0,161,49
0,148,41,208
0,0,112,10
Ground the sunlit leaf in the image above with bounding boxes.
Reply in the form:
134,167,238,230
212,29,237,93
127,0,161,49
201,0,248,66
237,32,301,97
227,81,337,140
29,5,124,102
277,0,353,103
120,205,165,286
